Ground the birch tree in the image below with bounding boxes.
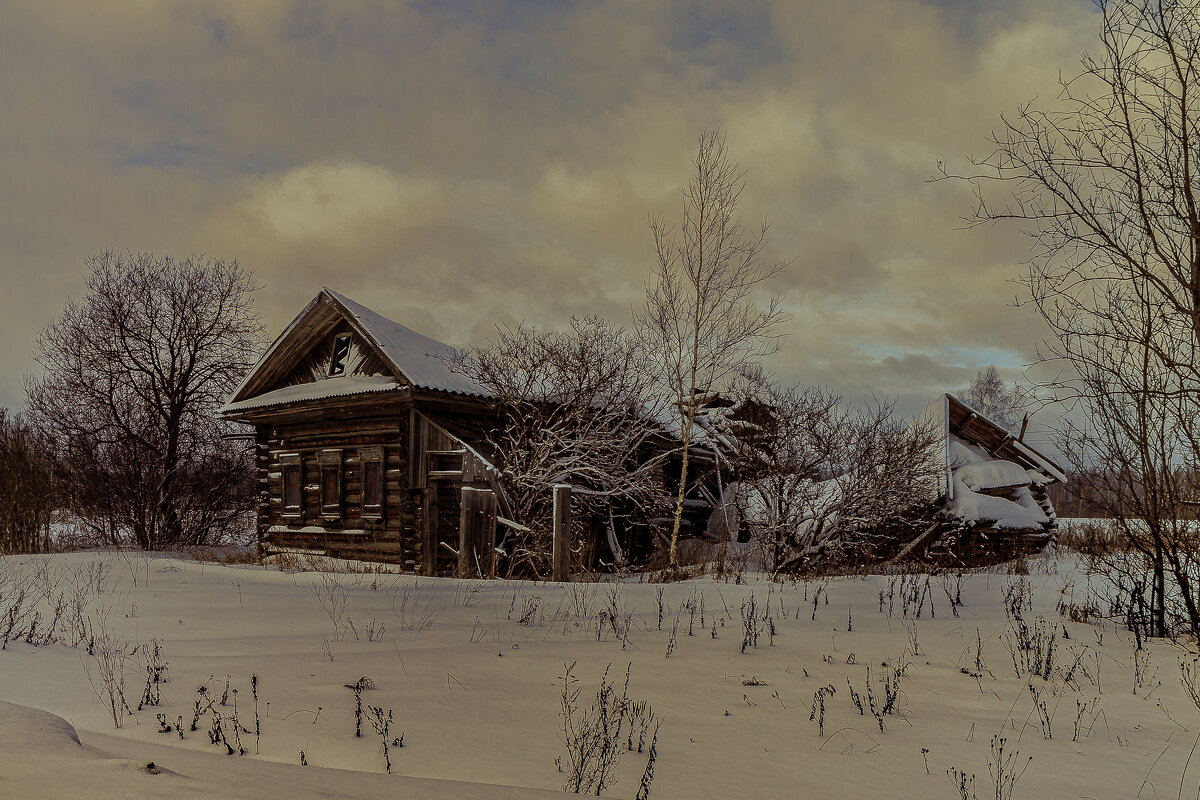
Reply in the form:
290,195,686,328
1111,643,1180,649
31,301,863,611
639,129,787,569
961,366,1030,431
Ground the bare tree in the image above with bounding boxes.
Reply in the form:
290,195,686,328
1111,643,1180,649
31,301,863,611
0,409,59,554
950,1,1200,635
719,377,840,571
448,316,671,576
708,371,941,573
25,251,263,550
639,129,787,569
770,399,943,573
961,366,1030,431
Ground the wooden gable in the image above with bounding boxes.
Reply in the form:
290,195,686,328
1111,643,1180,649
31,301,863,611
225,291,402,411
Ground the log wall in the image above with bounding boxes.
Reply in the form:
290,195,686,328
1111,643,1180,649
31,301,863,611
256,412,423,569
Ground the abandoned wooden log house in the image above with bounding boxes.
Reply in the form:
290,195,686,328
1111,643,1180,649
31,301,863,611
218,289,516,574
219,288,717,576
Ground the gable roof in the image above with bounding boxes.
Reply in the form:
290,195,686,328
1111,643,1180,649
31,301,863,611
323,289,485,397
221,289,486,416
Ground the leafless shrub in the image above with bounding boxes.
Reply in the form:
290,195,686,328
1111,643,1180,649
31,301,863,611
447,316,671,577
136,638,168,710
1003,617,1057,680
558,661,635,795
0,411,59,554
391,586,444,632
82,634,135,728
947,767,977,800
988,735,1031,800
852,659,908,733
367,704,400,773
311,573,351,641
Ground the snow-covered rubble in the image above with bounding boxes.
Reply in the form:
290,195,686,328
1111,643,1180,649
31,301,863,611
947,436,1050,530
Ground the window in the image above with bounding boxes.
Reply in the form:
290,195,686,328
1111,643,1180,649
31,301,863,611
280,454,302,519
318,449,343,518
329,334,352,376
360,447,384,520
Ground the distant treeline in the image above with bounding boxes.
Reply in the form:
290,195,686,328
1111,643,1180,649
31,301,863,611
1047,470,1200,520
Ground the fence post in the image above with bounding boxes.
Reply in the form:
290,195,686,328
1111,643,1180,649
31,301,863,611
458,487,476,578
552,484,572,582
480,489,497,578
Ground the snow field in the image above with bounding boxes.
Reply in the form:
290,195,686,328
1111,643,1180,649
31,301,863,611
0,549,1197,798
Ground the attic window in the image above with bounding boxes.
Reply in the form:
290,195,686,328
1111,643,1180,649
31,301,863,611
329,334,352,376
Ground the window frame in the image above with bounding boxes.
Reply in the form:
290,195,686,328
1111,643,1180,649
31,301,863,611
328,333,352,376
359,447,385,521
318,449,343,520
280,453,303,520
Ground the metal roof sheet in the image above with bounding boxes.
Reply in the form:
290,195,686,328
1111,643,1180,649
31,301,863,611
324,289,487,397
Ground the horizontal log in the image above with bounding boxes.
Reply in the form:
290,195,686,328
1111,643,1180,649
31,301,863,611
327,542,408,553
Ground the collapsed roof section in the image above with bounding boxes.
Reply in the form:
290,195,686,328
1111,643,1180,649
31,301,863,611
919,393,1063,531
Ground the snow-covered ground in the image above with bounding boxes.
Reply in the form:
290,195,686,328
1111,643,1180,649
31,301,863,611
0,548,1197,799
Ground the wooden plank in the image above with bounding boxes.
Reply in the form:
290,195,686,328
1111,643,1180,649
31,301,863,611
458,487,476,577
409,408,426,490
455,488,498,579
553,484,571,582
480,489,497,578
421,487,438,576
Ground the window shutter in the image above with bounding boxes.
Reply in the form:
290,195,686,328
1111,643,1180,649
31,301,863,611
360,447,384,521
319,449,343,519
280,454,302,520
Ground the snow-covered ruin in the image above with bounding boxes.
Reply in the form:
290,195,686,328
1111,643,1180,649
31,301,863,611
913,393,1063,565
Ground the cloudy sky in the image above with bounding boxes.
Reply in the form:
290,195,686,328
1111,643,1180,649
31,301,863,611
1,0,1100,448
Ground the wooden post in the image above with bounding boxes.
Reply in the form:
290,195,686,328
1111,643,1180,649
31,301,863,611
552,484,571,582
458,487,477,578
479,489,497,578
421,487,438,576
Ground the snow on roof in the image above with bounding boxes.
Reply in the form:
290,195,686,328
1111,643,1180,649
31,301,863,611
220,375,403,414
948,439,1030,492
325,289,487,397
946,433,1050,529
948,476,1049,530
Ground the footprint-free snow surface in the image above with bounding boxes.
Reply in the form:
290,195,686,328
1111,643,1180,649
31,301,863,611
0,548,1194,798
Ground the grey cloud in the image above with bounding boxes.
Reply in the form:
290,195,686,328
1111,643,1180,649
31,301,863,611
0,0,1101,416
